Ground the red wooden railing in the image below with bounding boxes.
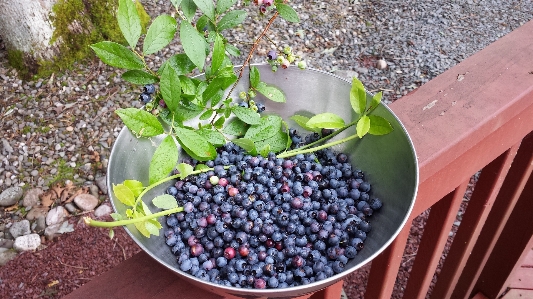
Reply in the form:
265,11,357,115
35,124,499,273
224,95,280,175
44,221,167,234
64,19,533,299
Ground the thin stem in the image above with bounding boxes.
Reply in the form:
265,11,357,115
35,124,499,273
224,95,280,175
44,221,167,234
84,206,184,228
277,133,360,159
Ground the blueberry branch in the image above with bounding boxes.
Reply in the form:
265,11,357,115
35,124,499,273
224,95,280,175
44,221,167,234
84,206,184,228
277,133,361,159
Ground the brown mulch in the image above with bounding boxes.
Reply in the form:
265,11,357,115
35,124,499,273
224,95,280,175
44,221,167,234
0,216,140,299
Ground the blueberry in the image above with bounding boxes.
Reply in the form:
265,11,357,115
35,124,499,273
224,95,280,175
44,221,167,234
143,84,156,94
139,92,151,103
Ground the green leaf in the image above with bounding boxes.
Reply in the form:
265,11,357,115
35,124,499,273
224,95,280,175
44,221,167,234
195,164,210,171
356,115,371,138
149,135,179,184
158,54,196,76
180,21,207,70
160,64,181,112
217,10,247,31
249,66,260,88
110,213,123,221
115,108,164,137
180,0,197,20
90,41,144,70
170,0,183,9
368,115,393,135
176,163,194,179
370,91,382,113
134,220,151,238
152,194,179,209
109,228,115,239
211,34,225,74
158,110,182,128
232,106,261,125
174,101,204,121
192,0,215,20
180,76,197,95
118,0,142,48
143,15,177,55
196,15,216,34
275,3,300,23
222,118,248,136
350,77,367,115
290,115,321,133
174,127,217,160
259,144,270,157
197,128,226,146
203,69,237,102
213,116,226,129
199,110,214,120
124,180,144,197
306,113,345,129
254,130,290,153
225,44,241,57
216,0,236,13
210,89,225,107
233,138,257,155
122,70,159,85
255,82,286,103
244,115,282,142
113,184,135,207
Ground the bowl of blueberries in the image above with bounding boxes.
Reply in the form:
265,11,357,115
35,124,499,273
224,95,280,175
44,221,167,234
107,65,419,298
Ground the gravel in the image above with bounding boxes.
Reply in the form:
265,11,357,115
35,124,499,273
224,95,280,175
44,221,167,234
0,0,531,298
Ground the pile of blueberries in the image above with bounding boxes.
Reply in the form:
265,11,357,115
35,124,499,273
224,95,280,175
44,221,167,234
163,134,383,289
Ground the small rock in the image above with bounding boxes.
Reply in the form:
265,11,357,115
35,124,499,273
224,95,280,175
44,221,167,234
9,220,30,238
89,184,100,198
73,193,99,211
13,234,41,252
46,206,67,226
64,202,79,214
30,170,39,177
26,207,49,221
0,186,24,206
376,59,388,70
0,238,14,249
1,139,13,154
0,250,18,266
94,204,113,218
22,188,43,208
44,221,74,240
95,176,108,194
34,216,46,233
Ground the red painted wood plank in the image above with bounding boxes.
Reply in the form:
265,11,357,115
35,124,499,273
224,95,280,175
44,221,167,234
471,292,490,299
402,181,470,299
431,145,519,299
456,136,533,298
501,289,533,299
508,268,533,290
523,249,533,268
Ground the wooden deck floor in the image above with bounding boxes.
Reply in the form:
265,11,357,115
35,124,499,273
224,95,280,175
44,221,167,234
500,248,533,299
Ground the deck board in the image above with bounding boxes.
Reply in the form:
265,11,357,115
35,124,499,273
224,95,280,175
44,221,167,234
501,289,533,299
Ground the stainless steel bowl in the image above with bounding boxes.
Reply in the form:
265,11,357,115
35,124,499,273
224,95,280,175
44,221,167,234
107,65,418,298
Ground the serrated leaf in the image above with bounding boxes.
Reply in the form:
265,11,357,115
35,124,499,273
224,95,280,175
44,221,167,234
232,106,260,125
255,82,286,103
276,3,300,23
356,115,371,138
222,118,248,136
180,0,197,20
90,41,144,70
152,194,179,209
115,108,164,137
180,76,197,95
259,144,270,157
197,128,226,146
226,44,241,57
214,116,226,129
216,0,236,13
350,77,367,115
368,115,393,135
217,10,247,31
199,110,214,120
110,213,124,221
118,0,142,48
249,66,260,88
370,91,382,113
143,15,177,55
244,115,282,141
193,0,215,20
149,135,179,184
233,138,257,155
160,64,181,112
306,113,345,129
135,221,151,238
290,115,321,133
210,89,225,107
196,15,215,33
122,70,159,85
113,184,135,207
175,101,204,121
174,127,217,160
176,163,194,179
211,34,225,74
158,54,196,76
254,130,290,153
124,180,144,197
180,21,207,70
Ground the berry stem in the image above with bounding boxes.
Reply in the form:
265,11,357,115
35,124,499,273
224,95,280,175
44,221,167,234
277,133,361,159
84,206,184,228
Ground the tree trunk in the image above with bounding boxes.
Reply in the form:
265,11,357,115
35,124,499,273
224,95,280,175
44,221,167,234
0,0,121,78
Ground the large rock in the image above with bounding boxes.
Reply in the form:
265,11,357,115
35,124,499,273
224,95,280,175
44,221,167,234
0,249,18,266
22,188,44,208
46,206,67,226
13,234,41,252
9,220,30,238
0,187,23,206
73,193,99,211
